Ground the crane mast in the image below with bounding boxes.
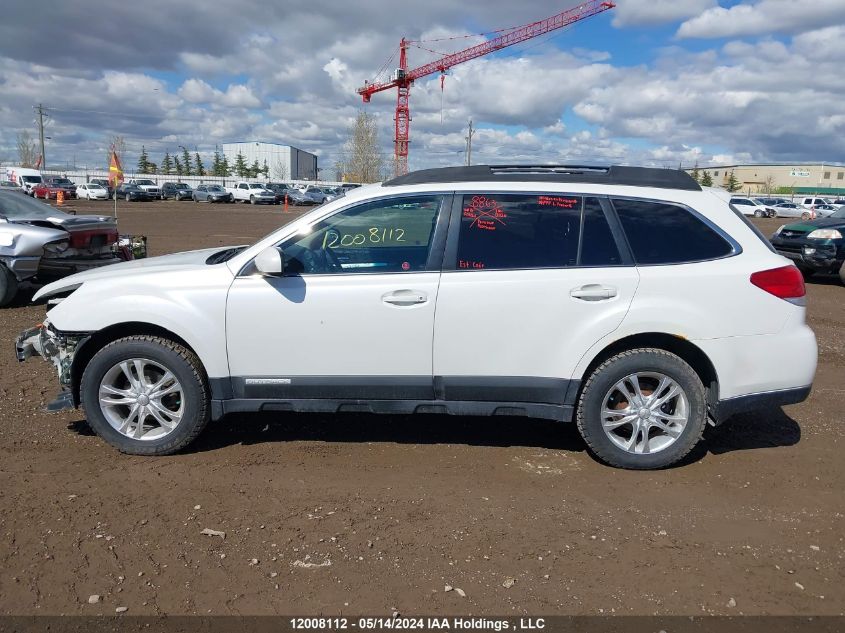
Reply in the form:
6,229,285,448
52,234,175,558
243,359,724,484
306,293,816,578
357,1,616,176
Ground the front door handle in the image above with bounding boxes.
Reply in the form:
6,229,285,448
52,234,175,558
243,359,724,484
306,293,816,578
570,284,618,301
382,289,428,307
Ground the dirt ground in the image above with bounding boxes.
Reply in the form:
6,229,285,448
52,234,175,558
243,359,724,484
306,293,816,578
0,199,843,617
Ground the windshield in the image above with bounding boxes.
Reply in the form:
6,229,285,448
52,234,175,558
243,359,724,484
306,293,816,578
88,184,104,189
51,179,73,186
0,191,72,220
22,176,42,184
135,180,155,185
779,203,798,208
207,185,224,192
248,184,266,189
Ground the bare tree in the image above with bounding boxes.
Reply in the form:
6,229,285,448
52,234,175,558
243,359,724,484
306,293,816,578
108,135,127,168
761,174,776,195
335,112,384,183
16,131,38,167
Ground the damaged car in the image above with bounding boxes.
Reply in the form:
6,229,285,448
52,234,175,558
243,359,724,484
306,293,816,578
0,190,140,307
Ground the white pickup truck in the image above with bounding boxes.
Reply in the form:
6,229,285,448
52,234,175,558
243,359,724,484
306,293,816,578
128,179,161,198
226,181,277,204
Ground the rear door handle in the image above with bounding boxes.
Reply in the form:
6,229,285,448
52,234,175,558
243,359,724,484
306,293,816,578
382,289,428,306
570,284,617,301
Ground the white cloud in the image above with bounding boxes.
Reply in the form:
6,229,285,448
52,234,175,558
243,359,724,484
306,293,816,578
178,79,261,108
612,0,717,27
677,0,845,39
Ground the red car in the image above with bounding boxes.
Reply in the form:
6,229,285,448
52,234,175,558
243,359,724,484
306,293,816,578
32,177,78,200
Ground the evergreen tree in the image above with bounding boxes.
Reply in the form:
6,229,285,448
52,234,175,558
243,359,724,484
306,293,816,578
137,146,151,174
181,147,193,176
147,161,158,174
174,156,183,177
233,152,248,178
162,152,174,175
249,159,261,178
691,162,700,183
700,171,713,187
194,152,205,177
263,159,270,178
220,155,231,177
212,146,223,176
726,169,741,192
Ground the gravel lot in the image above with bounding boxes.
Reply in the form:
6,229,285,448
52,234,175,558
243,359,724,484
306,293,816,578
0,200,842,616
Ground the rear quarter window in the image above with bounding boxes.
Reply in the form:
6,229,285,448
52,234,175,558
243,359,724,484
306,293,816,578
612,198,735,264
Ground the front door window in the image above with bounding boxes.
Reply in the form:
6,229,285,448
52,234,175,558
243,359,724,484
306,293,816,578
279,195,444,275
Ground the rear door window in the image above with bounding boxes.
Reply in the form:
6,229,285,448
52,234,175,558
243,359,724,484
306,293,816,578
612,198,734,264
453,194,622,270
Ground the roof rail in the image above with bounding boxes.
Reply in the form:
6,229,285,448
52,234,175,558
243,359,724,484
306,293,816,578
383,164,702,191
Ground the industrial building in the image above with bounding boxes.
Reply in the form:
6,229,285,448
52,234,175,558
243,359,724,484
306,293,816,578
221,142,318,181
690,163,845,195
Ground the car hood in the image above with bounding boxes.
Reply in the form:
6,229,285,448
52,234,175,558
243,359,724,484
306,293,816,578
781,217,845,234
33,246,239,300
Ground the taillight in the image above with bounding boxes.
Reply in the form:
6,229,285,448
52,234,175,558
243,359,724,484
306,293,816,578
750,265,805,304
68,229,119,248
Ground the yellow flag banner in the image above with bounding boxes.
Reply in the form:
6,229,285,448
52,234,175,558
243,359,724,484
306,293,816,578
108,149,124,187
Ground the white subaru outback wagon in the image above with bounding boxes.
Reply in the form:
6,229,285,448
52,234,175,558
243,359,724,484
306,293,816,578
16,165,817,469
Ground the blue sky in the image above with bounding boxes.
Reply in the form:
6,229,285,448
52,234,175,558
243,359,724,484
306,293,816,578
0,0,843,177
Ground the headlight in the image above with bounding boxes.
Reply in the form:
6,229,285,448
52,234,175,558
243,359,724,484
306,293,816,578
43,239,70,254
0,232,14,246
807,229,842,239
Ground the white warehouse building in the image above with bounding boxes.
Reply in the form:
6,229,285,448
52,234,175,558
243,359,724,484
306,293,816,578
221,141,318,181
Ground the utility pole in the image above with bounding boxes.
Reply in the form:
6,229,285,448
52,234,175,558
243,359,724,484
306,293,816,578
464,119,475,167
34,104,47,170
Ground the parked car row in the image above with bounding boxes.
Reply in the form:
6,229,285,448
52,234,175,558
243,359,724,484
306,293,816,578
3,169,358,207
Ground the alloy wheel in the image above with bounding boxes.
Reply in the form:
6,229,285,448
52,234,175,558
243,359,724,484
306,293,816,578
98,358,184,441
600,372,689,455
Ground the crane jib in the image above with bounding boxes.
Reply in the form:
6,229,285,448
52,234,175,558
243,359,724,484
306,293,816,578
356,0,616,176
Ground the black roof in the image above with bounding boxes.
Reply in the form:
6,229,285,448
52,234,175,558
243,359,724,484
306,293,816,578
383,164,702,191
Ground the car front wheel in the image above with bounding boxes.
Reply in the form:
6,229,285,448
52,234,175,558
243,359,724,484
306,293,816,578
576,348,707,470
81,336,210,455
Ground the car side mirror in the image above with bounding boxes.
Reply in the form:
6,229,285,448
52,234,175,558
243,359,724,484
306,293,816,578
254,246,284,276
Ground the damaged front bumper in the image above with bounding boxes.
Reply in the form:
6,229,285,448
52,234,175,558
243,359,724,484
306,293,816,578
16,323,90,412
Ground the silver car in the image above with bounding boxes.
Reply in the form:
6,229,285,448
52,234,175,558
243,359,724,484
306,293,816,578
772,202,815,220
0,191,131,307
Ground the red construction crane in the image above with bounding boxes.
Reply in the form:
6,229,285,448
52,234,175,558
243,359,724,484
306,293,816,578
357,1,616,176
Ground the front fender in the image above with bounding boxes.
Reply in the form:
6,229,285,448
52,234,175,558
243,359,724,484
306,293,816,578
43,267,233,378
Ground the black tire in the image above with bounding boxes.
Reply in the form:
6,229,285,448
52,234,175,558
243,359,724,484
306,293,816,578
125,194,131,202
80,335,210,456
754,210,763,217
576,348,707,470
0,264,19,307
250,195,256,205
798,267,815,279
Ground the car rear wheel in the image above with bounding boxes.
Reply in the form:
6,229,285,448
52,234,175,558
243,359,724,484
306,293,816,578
81,336,210,455
576,348,707,470
0,264,19,308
